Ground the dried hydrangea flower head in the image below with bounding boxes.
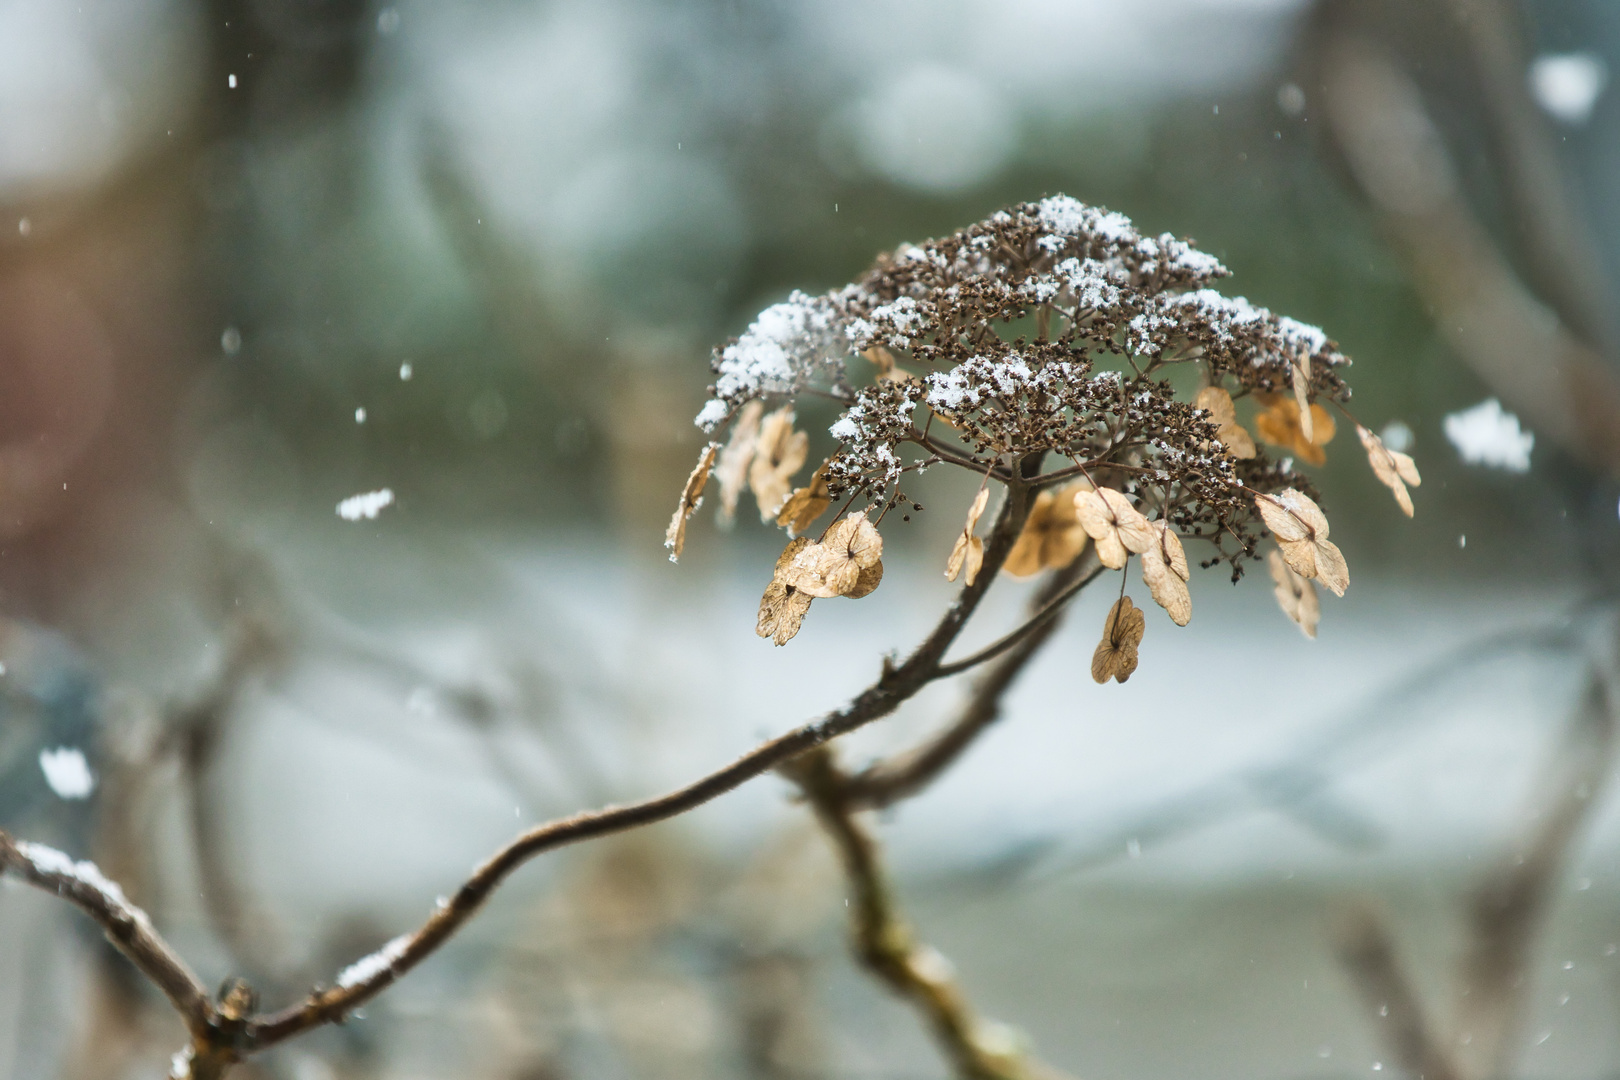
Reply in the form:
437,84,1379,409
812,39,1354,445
668,195,1417,654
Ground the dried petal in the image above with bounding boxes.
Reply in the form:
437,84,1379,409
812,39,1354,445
1074,488,1154,570
946,533,984,585
1255,395,1336,466
1312,538,1349,597
1256,489,1326,543
1356,424,1421,517
714,400,764,527
787,513,884,598
1140,522,1191,626
1292,355,1314,444
1005,486,1088,577
1258,490,1348,596
1194,386,1256,459
664,442,719,562
749,407,809,523
945,488,990,584
1091,595,1146,684
1268,549,1319,639
776,459,833,536
758,537,815,645
847,559,883,599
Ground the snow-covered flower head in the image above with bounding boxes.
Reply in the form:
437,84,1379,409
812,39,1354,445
672,196,1415,650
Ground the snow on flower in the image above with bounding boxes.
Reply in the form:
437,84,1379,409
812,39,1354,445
337,488,395,521
38,747,94,800
1443,398,1534,472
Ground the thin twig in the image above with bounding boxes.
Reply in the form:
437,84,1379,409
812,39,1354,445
931,555,1103,681
1454,665,1616,1079
785,747,1072,1080
0,832,215,1042
1332,904,1464,1080
848,553,1100,808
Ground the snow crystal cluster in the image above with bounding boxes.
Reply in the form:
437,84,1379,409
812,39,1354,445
1444,398,1534,473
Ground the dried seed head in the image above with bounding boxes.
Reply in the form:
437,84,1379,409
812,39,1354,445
749,407,809,523
675,194,1408,637
1092,595,1146,684
1140,521,1192,626
1268,548,1320,638
714,400,764,528
945,487,990,585
1005,486,1089,577
1194,385,1256,459
1357,424,1421,517
758,537,815,645
1074,488,1155,570
665,442,719,562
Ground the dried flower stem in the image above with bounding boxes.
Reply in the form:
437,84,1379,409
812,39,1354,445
848,552,1100,808
786,746,1072,1080
0,480,1037,1075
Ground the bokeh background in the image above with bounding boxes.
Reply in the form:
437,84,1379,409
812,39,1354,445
4,0,1620,1077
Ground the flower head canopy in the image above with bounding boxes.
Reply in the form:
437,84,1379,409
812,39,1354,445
672,195,1414,648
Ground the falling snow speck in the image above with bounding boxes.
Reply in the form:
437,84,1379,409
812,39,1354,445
228,74,237,89
399,362,413,381
355,407,367,424
17,217,30,236
38,747,95,800
1459,535,1467,549
337,488,394,521
221,327,241,355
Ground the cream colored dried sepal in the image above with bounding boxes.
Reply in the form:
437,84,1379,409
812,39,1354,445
787,513,884,598
1268,548,1320,639
749,407,809,523
1193,386,1256,459
664,441,719,562
1292,354,1314,444
1005,486,1088,577
1255,395,1336,466
945,488,990,585
758,537,815,646
776,459,833,536
1091,595,1146,684
714,400,764,528
1255,488,1349,597
864,345,916,384
1074,487,1155,570
1356,425,1421,518
1140,521,1191,626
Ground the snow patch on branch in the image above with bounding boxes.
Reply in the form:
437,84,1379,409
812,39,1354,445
337,932,413,989
12,841,153,929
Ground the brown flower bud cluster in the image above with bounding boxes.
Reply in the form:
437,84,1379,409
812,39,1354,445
671,195,1418,654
